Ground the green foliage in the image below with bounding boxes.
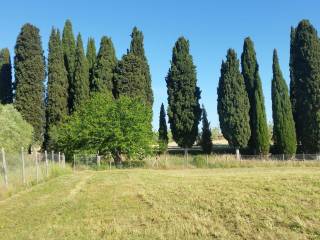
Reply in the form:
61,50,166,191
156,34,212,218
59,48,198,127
129,27,153,106
62,19,76,113
14,23,46,144
271,49,297,154
86,37,96,91
211,127,221,140
192,156,206,168
290,20,320,153
0,104,33,152
70,33,90,112
51,93,153,163
113,52,147,101
200,105,213,154
158,103,168,153
217,49,251,149
166,37,202,148
0,48,13,104
92,36,117,92
241,37,269,154
45,28,69,149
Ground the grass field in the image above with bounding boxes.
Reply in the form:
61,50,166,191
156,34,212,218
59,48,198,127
0,168,320,239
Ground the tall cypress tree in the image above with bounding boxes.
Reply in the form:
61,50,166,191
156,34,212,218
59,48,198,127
166,37,202,150
129,27,153,106
158,103,168,153
241,37,269,154
290,20,320,153
271,49,297,155
113,52,146,100
71,33,89,112
14,23,46,144
86,37,96,91
92,36,117,92
45,28,69,148
217,49,251,154
200,105,213,154
0,48,13,104
62,19,76,112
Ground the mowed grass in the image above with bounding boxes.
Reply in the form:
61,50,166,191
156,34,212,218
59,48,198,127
0,168,320,239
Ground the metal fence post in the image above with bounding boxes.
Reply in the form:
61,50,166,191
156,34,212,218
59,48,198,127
35,152,39,184
45,150,48,177
2,148,8,187
21,147,25,184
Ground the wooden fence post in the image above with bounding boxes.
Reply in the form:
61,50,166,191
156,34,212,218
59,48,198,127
45,150,48,177
51,150,54,164
35,152,39,184
63,154,66,168
73,154,76,172
97,155,101,167
2,148,8,187
21,147,25,184
58,152,61,165
206,154,209,167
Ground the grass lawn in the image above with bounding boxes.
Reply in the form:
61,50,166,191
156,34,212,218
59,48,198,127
0,168,319,239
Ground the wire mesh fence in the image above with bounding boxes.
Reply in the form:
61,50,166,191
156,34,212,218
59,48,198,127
0,147,66,197
72,152,320,170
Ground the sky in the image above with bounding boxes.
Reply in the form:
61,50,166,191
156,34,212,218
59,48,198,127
0,0,319,130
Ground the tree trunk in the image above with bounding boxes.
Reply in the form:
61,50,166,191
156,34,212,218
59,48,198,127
114,150,122,168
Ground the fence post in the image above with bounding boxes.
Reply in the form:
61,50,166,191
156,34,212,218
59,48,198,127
45,150,48,177
2,148,8,188
21,147,26,184
63,154,66,168
97,155,101,167
73,154,76,172
35,152,39,184
58,152,61,165
51,150,54,164
206,154,209,167
165,152,167,168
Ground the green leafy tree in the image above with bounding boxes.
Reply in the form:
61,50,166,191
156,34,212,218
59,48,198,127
200,105,213,154
217,49,251,154
271,49,297,155
0,104,33,152
70,33,90,112
62,19,76,113
92,36,117,92
45,28,69,149
290,20,320,153
0,48,13,104
129,27,153,105
166,37,202,151
241,37,269,154
113,52,147,100
14,23,46,144
86,37,96,91
158,103,168,153
51,93,153,165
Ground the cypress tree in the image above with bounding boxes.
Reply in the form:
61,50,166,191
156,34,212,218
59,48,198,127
271,49,297,155
86,37,96,91
129,27,153,106
45,28,69,148
14,23,46,144
113,52,146,100
158,103,168,153
290,20,320,153
241,37,269,154
92,36,117,92
62,19,76,112
166,37,202,150
71,33,89,112
217,49,251,155
200,105,213,154
0,48,13,104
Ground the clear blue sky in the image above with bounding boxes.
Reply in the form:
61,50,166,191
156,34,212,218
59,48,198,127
1,0,319,130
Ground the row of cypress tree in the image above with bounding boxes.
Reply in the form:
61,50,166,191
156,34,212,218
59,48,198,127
158,19,319,155
0,20,153,149
0,19,319,154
